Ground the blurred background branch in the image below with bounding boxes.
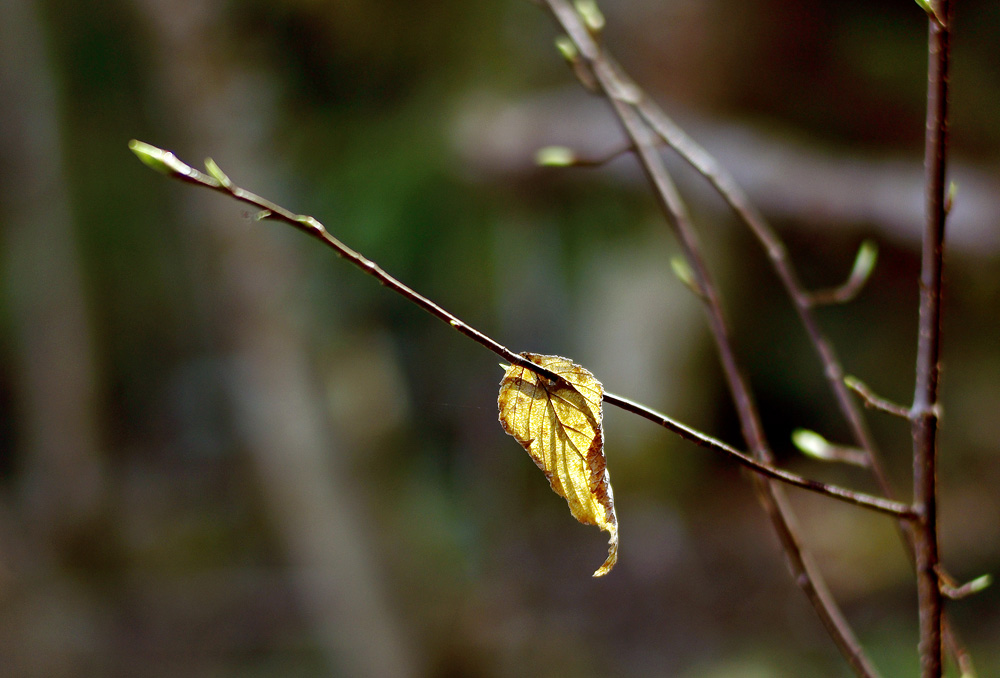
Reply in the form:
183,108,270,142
0,1,107,673
130,0,416,674
455,91,1000,255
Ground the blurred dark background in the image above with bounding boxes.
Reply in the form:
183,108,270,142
1,0,998,676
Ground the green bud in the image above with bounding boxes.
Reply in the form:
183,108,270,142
555,36,578,63
792,428,831,459
128,139,192,176
849,239,877,284
574,0,605,33
945,181,958,214
204,157,232,188
965,574,992,594
535,146,576,167
669,256,696,291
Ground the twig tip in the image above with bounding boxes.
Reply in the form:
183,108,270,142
128,139,193,177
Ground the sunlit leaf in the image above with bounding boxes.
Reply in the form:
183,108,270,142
498,353,618,576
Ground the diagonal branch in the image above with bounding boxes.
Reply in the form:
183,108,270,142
128,140,914,523
845,376,912,420
539,2,883,676
632,67,904,512
605,393,913,519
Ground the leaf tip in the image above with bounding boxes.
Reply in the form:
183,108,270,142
592,525,619,577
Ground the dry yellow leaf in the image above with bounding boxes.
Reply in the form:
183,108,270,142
498,353,618,576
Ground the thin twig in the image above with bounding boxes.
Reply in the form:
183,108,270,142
844,376,911,419
804,241,878,307
792,429,872,468
539,3,882,676
129,140,913,520
913,1,952,675
605,393,913,519
535,141,638,169
937,568,991,601
133,143,569,387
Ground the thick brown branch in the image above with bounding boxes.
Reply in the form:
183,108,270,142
913,1,952,675
845,376,912,420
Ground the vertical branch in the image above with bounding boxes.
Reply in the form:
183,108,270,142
629,15,972,673
913,3,951,677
